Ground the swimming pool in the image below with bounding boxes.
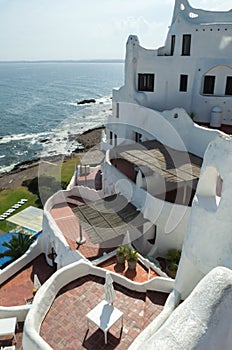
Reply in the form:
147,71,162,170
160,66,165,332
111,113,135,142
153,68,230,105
0,231,42,268
0,232,18,267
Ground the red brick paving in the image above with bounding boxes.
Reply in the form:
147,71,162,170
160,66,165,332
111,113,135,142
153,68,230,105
100,256,159,283
0,254,54,350
0,254,54,306
40,275,168,350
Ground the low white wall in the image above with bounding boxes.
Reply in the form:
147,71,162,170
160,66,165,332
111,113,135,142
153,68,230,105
23,260,174,350
108,103,223,158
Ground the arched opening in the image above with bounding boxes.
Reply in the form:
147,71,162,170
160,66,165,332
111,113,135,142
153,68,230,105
196,166,223,211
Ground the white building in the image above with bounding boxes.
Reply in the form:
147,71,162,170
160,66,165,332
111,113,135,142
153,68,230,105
104,0,232,151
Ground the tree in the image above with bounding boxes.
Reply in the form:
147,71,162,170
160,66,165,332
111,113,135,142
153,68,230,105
0,234,36,265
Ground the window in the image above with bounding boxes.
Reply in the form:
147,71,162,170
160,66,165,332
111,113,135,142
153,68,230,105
171,35,175,56
179,74,188,92
116,103,119,118
203,76,215,94
109,131,113,145
225,76,232,95
135,132,142,143
182,34,191,56
138,73,154,92
114,134,117,146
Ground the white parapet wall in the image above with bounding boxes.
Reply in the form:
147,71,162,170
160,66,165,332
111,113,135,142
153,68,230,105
23,260,174,350
107,103,223,158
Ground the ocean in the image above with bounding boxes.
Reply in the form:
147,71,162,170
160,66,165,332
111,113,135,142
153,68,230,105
0,61,124,173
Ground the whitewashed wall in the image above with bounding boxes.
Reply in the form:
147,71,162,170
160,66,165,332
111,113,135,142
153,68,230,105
106,103,223,158
113,0,232,124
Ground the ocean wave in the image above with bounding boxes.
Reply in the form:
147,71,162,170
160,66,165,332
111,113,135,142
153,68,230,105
0,163,17,173
0,99,111,173
0,132,51,144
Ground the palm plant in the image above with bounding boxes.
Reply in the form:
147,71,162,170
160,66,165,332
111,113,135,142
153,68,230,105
116,245,128,264
0,234,36,265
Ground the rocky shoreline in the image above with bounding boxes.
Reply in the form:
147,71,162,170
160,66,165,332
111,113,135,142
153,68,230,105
0,126,105,190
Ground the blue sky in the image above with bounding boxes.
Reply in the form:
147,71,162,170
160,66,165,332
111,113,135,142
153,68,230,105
0,0,231,60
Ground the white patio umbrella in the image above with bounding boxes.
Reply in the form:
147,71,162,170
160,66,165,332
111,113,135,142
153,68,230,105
33,274,41,290
104,271,115,305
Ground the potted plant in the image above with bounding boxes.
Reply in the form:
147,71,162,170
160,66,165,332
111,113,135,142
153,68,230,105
166,249,181,278
126,247,138,270
116,245,127,264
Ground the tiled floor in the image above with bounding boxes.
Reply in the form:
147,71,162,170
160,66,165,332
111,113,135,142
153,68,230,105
0,254,54,349
100,256,159,283
40,274,168,350
0,254,54,306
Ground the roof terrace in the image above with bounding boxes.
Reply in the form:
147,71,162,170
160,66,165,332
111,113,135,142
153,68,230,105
40,274,168,350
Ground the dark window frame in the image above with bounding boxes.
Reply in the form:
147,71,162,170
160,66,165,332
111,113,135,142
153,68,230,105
182,34,191,56
138,73,155,92
135,132,142,143
225,76,232,96
114,134,117,146
116,102,119,118
171,35,175,56
179,74,188,92
109,131,113,145
203,75,215,95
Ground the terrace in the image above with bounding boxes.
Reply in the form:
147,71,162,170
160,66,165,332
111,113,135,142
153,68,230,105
0,254,54,349
40,274,168,350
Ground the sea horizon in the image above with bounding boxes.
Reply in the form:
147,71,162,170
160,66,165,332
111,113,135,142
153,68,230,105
0,59,124,64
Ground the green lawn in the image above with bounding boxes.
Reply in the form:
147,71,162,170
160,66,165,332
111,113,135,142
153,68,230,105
0,157,77,233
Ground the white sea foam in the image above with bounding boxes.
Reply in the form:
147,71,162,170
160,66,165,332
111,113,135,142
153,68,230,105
0,132,50,144
0,96,112,173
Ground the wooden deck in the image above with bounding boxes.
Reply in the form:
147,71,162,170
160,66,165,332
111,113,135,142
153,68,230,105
110,140,202,190
73,195,149,248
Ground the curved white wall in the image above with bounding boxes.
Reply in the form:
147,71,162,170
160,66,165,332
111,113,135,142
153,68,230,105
107,103,223,158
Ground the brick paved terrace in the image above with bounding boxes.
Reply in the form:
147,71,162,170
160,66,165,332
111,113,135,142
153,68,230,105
40,274,168,350
0,254,54,349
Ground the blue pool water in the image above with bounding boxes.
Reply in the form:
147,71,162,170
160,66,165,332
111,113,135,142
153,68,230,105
0,231,42,268
0,232,18,267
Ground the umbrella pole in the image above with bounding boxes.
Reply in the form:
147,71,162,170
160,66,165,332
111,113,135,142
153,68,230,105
76,224,86,245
